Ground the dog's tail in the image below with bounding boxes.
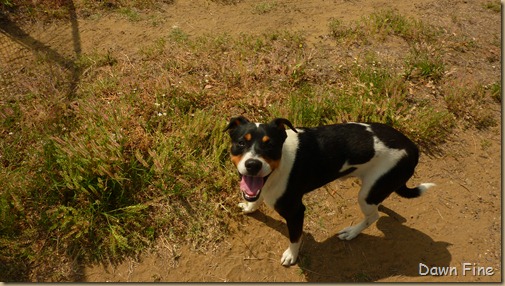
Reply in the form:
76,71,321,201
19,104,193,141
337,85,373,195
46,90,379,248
395,183,436,198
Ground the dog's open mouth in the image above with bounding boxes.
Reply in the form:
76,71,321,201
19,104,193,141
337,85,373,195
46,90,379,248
240,175,267,202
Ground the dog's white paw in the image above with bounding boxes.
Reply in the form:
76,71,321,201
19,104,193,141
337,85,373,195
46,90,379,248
238,202,259,214
281,248,298,266
280,242,301,266
337,225,362,241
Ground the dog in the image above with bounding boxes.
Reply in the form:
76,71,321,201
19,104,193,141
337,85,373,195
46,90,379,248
224,116,435,266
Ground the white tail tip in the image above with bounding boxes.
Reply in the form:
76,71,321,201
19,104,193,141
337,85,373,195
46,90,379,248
418,183,436,195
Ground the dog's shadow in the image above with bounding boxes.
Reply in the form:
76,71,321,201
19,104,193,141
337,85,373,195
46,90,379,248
249,206,452,282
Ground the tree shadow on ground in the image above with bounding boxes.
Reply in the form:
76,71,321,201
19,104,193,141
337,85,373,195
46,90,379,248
0,1,83,281
0,0,82,99
249,205,452,282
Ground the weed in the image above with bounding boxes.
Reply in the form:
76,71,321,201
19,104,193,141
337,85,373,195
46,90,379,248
481,139,492,151
42,103,154,262
75,50,118,69
328,18,355,40
404,43,445,82
488,81,501,103
252,1,277,14
404,107,455,147
118,6,141,21
1,0,13,7
268,86,333,126
444,83,498,129
297,253,311,275
483,1,501,13
141,37,167,59
168,27,189,43
367,9,440,42
369,9,411,38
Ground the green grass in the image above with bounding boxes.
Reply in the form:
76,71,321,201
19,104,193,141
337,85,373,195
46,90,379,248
444,83,499,129
404,44,445,82
0,6,499,281
329,9,441,43
488,81,501,103
483,1,501,13
370,9,441,42
118,6,141,21
252,1,278,14
328,18,355,41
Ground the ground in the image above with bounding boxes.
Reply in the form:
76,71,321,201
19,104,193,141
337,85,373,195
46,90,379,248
1,0,501,282
85,124,502,282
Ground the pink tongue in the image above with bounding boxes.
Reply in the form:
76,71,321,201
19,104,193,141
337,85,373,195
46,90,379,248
240,176,264,197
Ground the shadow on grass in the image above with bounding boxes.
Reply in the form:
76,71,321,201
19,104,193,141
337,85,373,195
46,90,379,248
0,0,84,281
0,0,82,99
248,205,452,282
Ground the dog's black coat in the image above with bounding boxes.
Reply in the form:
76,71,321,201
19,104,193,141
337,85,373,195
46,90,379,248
275,123,418,210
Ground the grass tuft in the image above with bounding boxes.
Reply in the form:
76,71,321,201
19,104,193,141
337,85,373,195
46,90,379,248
404,43,445,82
328,9,441,44
367,9,441,42
252,1,278,14
328,18,356,41
483,1,501,13
444,83,498,129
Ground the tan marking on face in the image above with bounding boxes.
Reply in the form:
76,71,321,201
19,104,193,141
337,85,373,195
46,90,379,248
262,135,270,143
231,154,243,166
244,133,252,141
263,157,280,171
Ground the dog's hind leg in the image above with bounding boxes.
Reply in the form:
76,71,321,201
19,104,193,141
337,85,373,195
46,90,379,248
337,183,379,240
338,155,422,240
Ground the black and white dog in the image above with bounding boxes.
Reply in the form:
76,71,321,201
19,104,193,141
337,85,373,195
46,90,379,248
224,116,435,266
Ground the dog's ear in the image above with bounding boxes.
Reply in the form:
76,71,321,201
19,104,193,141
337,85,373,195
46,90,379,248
270,118,297,133
223,116,250,132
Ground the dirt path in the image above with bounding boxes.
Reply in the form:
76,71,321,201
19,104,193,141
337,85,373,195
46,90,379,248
7,0,500,282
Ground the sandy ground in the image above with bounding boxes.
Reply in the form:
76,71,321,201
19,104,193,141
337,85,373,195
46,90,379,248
3,0,501,282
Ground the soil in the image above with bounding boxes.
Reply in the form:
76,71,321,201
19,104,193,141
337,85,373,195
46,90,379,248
3,0,501,282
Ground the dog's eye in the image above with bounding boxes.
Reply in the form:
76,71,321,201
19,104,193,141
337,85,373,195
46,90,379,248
237,140,246,147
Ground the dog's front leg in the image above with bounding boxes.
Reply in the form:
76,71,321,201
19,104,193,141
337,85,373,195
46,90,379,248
280,204,305,266
281,240,301,266
238,196,264,214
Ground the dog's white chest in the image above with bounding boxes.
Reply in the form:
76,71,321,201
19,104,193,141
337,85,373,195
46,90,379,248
261,129,300,208
261,171,287,208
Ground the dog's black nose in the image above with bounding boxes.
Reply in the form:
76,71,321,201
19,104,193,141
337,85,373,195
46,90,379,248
245,159,262,175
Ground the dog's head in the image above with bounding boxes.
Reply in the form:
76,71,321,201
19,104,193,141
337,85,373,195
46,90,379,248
224,116,297,202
